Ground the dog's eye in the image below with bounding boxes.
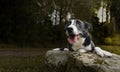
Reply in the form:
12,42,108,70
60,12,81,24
76,20,80,24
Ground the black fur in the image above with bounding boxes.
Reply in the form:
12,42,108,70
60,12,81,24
84,22,91,30
91,41,95,52
67,44,74,52
83,34,91,46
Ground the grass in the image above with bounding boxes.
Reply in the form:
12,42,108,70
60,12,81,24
0,47,49,72
100,45,120,55
0,55,45,72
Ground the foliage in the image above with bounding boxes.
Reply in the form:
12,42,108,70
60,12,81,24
0,0,119,47
100,45,120,55
0,0,68,48
104,34,120,45
91,16,109,44
110,0,120,33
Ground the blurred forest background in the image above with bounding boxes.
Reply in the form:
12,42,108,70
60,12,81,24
0,0,120,48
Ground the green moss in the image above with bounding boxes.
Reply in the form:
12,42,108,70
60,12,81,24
95,59,103,64
94,59,109,67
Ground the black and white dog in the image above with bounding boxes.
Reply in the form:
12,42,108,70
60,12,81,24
53,19,112,57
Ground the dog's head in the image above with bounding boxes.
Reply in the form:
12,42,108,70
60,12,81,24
65,19,90,44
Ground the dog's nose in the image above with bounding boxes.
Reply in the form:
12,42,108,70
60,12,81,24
67,27,73,33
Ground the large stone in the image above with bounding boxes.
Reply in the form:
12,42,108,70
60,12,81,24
45,50,120,72
45,50,69,72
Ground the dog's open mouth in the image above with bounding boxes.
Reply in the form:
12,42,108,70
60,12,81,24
67,34,80,44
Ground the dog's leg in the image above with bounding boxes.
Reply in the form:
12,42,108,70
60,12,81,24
67,44,74,52
94,47,112,57
52,48,61,51
102,49,113,57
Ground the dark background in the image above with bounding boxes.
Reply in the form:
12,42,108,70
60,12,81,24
0,0,120,48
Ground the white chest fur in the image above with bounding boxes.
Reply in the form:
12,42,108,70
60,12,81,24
72,38,92,52
72,38,85,51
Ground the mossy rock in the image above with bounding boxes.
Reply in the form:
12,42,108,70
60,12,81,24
45,50,120,72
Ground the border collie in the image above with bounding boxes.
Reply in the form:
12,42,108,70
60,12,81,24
53,19,112,57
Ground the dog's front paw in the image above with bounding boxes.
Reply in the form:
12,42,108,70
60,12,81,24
52,48,61,51
94,47,104,57
94,47,112,57
102,50,112,57
52,48,69,51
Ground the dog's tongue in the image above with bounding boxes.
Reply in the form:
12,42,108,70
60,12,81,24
67,35,80,44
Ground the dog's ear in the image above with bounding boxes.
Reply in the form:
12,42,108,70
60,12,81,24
84,22,91,30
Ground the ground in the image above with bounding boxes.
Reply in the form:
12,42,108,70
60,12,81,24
0,45,119,72
0,48,49,72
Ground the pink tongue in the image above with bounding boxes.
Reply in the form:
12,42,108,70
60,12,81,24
68,35,78,44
